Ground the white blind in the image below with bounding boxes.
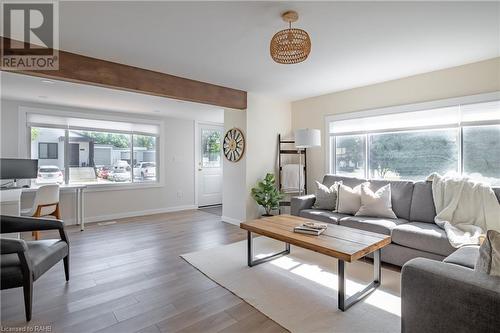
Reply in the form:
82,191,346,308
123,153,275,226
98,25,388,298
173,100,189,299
27,113,160,135
461,100,500,124
329,106,460,135
329,100,500,135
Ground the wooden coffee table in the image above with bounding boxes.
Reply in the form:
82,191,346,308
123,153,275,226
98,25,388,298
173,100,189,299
240,214,391,311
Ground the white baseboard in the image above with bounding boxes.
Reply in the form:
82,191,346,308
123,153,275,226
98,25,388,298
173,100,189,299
221,215,242,226
64,205,198,225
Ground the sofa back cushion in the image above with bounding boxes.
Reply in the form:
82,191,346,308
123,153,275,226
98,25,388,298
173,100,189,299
323,175,366,188
322,175,414,220
409,181,437,223
369,179,414,220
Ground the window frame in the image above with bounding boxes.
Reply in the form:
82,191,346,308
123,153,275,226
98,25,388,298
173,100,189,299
38,142,58,159
21,107,163,191
325,92,500,183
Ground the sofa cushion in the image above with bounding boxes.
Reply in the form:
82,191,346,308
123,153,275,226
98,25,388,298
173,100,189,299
322,174,366,189
444,245,479,270
299,209,349,224
369,179,414,221
338,216,408,235
409,181,436,223
392,222,455,257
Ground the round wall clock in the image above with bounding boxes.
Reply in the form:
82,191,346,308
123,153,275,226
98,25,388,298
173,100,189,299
223,128,245,162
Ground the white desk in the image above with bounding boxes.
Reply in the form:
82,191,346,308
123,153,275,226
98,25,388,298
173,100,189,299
1,184,86,231
0,189,22,238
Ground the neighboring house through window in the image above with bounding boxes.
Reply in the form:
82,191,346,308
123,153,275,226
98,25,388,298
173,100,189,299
27,112,160,186
38,142,58,159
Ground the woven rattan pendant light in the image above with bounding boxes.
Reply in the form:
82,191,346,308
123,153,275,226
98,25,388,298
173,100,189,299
270,10,311,64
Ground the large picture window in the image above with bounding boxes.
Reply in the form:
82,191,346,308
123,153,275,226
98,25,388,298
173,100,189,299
28,113,160,186
327,97,500,185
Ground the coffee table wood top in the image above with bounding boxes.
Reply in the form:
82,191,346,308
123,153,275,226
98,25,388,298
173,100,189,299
240,214,391,262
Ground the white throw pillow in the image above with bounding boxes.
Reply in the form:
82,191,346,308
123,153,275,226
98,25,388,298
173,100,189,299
336,183,368,215
355,184,397,219
313,181,341,210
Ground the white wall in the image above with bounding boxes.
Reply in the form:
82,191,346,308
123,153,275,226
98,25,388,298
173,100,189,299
245,93,292,219
222,93,292,224
222,109,247,224
1,98,197,224
292,57,500,193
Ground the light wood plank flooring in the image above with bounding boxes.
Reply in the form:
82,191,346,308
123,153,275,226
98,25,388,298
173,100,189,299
0,210,287,333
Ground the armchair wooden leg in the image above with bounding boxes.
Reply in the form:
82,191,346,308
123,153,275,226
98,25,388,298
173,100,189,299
32,231,40,240
63,255,70,281
23,277,33,322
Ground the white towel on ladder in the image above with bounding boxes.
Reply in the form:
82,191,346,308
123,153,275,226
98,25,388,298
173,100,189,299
281,164,305,193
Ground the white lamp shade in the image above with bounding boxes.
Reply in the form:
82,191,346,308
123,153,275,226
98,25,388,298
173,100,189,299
295,128,321,148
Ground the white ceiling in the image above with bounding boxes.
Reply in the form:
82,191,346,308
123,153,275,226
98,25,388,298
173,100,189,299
53,1,500,101
0,72,224,122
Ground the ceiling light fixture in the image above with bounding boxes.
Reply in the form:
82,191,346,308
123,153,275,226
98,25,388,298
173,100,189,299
270,10,311,64
41,79,54,84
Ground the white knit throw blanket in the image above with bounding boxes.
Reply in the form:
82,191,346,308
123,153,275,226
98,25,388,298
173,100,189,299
428,173,500,248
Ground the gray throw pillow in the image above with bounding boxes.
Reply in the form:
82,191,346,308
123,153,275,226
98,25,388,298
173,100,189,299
475,230,500,277
313,180,341,210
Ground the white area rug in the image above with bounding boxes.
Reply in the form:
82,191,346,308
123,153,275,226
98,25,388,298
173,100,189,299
181,237,401,333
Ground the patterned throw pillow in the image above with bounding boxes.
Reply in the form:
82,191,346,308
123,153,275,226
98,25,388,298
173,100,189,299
313,181,341,211
475,230,500,277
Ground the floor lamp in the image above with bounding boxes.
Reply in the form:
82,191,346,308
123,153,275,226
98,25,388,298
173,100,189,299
294,128,321,196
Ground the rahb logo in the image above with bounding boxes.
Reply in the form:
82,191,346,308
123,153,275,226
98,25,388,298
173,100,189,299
1,1,59,70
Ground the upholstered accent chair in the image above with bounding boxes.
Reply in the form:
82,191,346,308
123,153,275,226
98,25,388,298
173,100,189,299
0,215,69,321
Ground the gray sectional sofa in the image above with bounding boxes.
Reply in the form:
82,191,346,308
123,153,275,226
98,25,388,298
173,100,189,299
401,246,500,333
291,174,500,267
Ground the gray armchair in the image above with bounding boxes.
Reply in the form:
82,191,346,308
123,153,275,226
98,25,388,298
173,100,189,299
401,248,500,333
0,215,69,321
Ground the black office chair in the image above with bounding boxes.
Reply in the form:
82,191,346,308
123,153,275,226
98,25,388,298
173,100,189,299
0,215,69,321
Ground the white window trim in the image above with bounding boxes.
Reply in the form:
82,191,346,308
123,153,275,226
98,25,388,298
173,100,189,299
324,91,500,176
18,106,165,191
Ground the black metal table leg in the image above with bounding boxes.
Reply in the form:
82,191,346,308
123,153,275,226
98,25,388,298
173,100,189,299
247,231,290,267
338,249,382,311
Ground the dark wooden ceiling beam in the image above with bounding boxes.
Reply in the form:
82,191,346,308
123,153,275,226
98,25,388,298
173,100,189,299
0,37,247,110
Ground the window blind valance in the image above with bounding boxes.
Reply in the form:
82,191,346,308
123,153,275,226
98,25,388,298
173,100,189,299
27,113,160,135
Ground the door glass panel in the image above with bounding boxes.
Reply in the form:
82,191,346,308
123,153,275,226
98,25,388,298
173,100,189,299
201,129,222,168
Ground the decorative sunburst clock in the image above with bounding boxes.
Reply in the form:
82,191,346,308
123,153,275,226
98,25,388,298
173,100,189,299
223,128,245,162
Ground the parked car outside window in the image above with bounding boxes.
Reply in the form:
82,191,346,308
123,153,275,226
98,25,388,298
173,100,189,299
36,166,64,184
134,162,156,180
108,168,131,182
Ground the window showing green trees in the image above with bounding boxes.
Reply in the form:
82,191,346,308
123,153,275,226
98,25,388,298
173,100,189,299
331,125,500,185
335,135,365,178
370,130,458,180
463,125,500,184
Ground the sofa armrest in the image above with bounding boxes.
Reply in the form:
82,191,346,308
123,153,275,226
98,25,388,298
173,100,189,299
0,238,28,254
290,195,316,216
401,258,500,333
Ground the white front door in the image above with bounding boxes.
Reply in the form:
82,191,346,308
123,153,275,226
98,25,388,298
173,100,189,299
197,124,223,207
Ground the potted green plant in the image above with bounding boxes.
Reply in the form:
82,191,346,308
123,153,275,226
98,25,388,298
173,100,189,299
251,173,283,216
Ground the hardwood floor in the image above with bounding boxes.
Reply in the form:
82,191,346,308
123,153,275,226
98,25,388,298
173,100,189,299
0,210,287,333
